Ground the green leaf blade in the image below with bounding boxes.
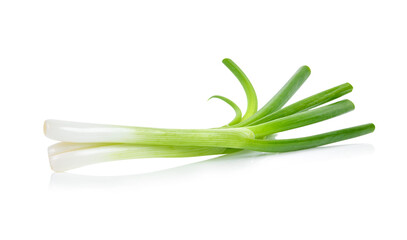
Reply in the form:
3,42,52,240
245,123,375,152
235,65,311,127
222,58,258,120
208,95,242,126
246,99,355,138
249,82,353,126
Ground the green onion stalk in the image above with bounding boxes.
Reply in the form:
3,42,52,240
45,59,374,172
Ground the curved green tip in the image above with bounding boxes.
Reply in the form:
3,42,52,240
345,82,353,91
222,58,231,64
342,99,355,110
208,95,242,126
367,123,375,132
300,65,311,74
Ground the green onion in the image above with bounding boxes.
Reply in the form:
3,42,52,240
49,143,236,172
44,100,354,146
44,58,374,171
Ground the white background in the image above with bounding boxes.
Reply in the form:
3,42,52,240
0,0,406,239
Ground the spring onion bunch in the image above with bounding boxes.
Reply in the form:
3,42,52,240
44,58,374,172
